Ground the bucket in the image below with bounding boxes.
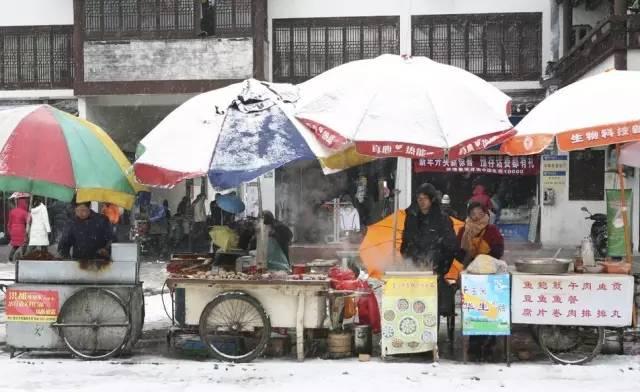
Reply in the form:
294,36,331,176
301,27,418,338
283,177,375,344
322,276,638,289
328,331,352,358
292,264,306,275
353,325,372,355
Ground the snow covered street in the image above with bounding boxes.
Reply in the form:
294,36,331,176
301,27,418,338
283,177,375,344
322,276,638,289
0,355,639,392
2,260,640,391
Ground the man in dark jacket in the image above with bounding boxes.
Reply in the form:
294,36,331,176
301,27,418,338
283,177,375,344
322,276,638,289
400,183,459,316
400,183,458,275
58,202,115,259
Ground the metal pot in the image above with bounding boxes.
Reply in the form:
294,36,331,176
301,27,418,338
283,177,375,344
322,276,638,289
515,258,572,274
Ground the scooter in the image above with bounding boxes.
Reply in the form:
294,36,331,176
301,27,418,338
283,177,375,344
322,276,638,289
581,206,607,258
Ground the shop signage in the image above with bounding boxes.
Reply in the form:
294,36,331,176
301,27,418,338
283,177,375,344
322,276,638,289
556,122,640,151
511,274,633,327
5,289,59,322
541,155,567,191
606,189,633,257
413,155,539,175
461,274,511,336
381,274,437,356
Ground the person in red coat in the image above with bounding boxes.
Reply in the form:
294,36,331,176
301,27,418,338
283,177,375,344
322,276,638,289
8,198,29,261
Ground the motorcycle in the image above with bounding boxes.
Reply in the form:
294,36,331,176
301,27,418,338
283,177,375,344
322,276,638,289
581,206,607,258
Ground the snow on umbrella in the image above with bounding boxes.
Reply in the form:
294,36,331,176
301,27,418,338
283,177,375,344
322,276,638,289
134,79,367,189
501,70,640,155
296,54,514,160
0,105,145,209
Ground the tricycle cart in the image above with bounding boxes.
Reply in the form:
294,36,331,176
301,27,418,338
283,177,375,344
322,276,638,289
511,272,635,365
3,243,144,360
166,277,330,362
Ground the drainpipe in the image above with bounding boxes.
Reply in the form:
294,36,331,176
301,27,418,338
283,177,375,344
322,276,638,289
561,0,573,57
614,0,628,70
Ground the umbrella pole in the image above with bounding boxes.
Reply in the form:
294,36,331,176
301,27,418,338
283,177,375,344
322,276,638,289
391,189,400,264
257,177,263,217
615,144,633,265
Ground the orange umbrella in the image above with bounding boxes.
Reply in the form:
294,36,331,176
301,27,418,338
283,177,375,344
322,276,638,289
360,210,464,279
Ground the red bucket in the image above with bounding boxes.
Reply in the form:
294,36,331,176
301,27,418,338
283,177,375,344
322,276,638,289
292,264,306,275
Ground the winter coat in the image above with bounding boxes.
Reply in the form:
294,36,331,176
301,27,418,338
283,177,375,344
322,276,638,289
400,203,458,275
101,204,121,225
58,211,115,259
8,199,29,247
28,203,51,246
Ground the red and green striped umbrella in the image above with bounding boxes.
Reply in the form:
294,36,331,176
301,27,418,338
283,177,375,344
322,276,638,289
0,105,145,209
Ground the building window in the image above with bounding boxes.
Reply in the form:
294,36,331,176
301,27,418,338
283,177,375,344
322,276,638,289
83,0,253,40
272,16,400,84
411,13,542,81
200,0,253,37
569,150,605,201
0,26,74,90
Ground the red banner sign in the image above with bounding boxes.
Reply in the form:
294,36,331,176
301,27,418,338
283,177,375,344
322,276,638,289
414,155,540,176
6,289,59,322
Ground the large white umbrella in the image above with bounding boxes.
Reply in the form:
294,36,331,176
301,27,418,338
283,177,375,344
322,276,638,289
134,79,370,189
296,54,514,160
501,70,640,264
501,70,640,155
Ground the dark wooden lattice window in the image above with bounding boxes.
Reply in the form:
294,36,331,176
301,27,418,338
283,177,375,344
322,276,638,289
412,13,542,81
0,26,74,90
273,16,400,84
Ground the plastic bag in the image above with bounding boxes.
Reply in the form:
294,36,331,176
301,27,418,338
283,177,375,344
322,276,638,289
466,254,508,274
356,280,381,333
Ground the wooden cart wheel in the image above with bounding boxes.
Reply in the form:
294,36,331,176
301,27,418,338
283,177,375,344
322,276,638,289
537,325,604,365
199,292,271,363
55,288,131,360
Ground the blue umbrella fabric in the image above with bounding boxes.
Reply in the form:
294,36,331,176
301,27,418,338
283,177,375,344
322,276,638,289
217,193,245,214
208,81,315,189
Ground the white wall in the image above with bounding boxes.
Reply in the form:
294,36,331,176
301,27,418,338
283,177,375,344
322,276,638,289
581,55,616,79
573,1,610,27
0,0,73,26
267,0,552,87
540,151,639,251
627,50,640,71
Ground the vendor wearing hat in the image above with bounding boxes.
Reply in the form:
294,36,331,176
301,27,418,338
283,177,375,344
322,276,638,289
58,201,115,260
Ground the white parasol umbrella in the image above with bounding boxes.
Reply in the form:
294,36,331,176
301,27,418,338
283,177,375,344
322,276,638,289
501,70,640,264
296,54,514,160
501,70,640,155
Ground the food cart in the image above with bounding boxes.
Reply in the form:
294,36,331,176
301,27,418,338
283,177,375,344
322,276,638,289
3,243,144,360
511,270,634,365
166,274,330,362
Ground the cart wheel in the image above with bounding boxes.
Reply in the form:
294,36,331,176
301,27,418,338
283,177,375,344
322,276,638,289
199,292,271,363
537,325,604,365
56,288,131,360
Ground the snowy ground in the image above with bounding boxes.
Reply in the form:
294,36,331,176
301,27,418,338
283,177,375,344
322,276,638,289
2,255,640,390
0,355,639,392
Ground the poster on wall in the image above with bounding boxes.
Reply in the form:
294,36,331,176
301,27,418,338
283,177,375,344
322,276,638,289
461,274,511,336
541,155,568,192
381,274,438,357
606,189,633,257
414,155,539,175
511,274,633,327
